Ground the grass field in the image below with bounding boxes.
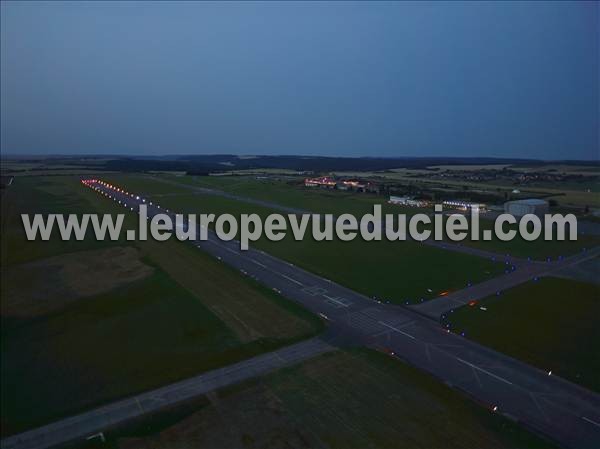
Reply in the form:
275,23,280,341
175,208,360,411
3,267,246,435
444,277,600,392
96,349,555,449
1,176,322,435
1,177,126,267
451,218,596,260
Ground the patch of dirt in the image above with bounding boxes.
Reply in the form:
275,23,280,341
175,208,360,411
1,246,153,318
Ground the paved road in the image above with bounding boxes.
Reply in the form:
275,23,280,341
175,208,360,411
3,180,599,449
0,339,333,449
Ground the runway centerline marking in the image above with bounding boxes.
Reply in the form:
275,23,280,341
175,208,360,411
582,416,600,428
323,295,351,308
378,321,416,340
372,320,415,337
455,357,513,386
251,259,267,268
280,273,304,286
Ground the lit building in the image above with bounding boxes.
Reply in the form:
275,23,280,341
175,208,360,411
342,180,365,189
304,176,336,188
442,200,487,213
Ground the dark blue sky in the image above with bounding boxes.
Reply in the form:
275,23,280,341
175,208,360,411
1,1,598,159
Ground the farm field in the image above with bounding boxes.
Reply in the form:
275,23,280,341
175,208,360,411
98,349,555,449
444,277,600,392
0,176,322,435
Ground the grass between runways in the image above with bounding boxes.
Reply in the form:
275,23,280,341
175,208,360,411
444,277,600,392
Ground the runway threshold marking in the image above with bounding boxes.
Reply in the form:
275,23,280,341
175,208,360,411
582,416,600,428
378,321,416,340
455,357,513,386
280,273,304,286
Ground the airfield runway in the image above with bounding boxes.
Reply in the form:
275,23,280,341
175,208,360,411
3,181,599,449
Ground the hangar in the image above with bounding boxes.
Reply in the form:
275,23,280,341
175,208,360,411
504,198,549,217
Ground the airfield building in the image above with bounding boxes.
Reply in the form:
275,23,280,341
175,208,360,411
504,198,549,217
304,176,336,188
389,195,430,208
442,200,487,213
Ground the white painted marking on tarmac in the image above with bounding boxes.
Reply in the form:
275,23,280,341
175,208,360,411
251,259,267,268
378,321,416,340
135,398,144,413
323,295,350,307
225,247,238,255
582,416,600,428
280,273,304,286
372,320,415,337
530,393,550,422
455,357,513,386
425,343,432,363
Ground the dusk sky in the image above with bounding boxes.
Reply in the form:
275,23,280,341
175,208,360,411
1,1,598,160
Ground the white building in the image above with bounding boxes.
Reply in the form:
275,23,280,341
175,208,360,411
504,199,549,217
389,196,429,208
442,200,486,213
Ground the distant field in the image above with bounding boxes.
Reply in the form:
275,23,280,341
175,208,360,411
1,176,322,435
511,164,600,176
106,349,555,449
428,164,514,171
334,169,600,208
444,277,600,392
